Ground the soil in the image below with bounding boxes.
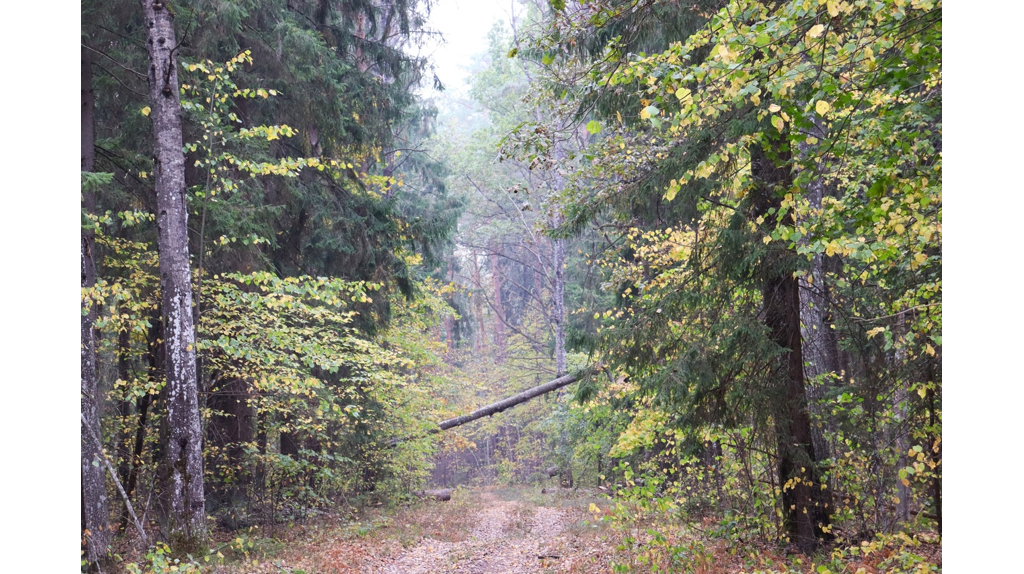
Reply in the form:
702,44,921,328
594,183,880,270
374,490,576,574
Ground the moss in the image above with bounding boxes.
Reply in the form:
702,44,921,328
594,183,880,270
169,530,208,560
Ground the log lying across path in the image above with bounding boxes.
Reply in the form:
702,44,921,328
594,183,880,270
437,372,580,431
413,488,452,501
389,370,591,446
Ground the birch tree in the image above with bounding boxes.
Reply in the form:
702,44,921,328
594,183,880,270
141,0,205,549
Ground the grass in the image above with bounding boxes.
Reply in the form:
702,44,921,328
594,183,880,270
112,485,940,574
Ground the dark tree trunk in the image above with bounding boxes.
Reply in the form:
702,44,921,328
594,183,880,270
927,360,941,535
81,45,112,565
751,139,832,553
117,325,133,488
122,312,162,531
141,0,206,549
280,413,301,458
208,377,255,499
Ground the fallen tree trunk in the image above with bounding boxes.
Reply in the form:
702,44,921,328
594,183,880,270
437,372,580,431
413,489,452,502
389,370,591,446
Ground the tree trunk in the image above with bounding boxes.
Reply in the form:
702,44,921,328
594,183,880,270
552,237,567,376
123,310,162,533
437,372,580,431
81,45,113,565
488,242,506,359
471,248,487,351
388,371,588,447
141,0,206,550
751,139,832,553
796,120,843,463
799,252,841,461
444,263,457,353
927,360,941,535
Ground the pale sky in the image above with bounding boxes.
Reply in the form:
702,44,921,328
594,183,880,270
420,0,520,98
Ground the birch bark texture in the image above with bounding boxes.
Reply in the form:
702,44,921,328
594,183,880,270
81,46,112,564
141,0,206,546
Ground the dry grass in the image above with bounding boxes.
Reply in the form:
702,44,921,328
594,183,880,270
188,488,483,573
114,486,940,574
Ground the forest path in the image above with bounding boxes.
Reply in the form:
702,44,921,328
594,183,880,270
375,489,573,573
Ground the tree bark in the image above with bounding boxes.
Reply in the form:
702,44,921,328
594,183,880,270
796,118,843,463
141,0,206,549
470,247,488,351
488,241,506,359
751,139,832,553
123,310,162,533
552,237,567,376
81,46,113,565
437,372,580,431
388,371,589,447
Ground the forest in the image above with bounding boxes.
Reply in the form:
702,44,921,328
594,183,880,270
78,0,941,572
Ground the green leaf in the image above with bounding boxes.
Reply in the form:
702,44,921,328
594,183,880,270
586,120,602,134
771,115,784,131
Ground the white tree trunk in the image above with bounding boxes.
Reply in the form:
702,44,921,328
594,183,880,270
141,0,206,548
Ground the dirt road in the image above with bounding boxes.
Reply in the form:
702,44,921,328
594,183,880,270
376,490,578,573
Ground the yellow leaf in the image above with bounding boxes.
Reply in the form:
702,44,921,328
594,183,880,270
815,100,831,115
141,106,151,117
769,103,781,113
675,87,693,104
771,115,784,131
807,24,825,39
925,344,935,356
751,93,761,106
827,0,839,17
866,327,885,339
